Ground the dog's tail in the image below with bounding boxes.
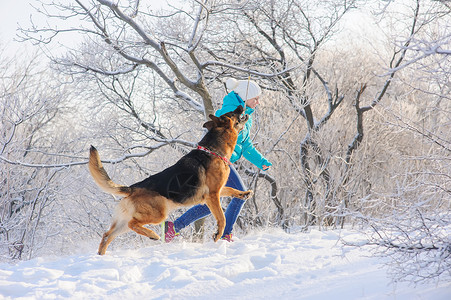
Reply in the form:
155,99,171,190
88,146,132,196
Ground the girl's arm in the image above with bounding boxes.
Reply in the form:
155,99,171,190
241,137,272,170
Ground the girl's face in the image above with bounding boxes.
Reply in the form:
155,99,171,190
246,96,260,109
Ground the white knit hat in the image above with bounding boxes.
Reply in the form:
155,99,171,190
226,78,262,101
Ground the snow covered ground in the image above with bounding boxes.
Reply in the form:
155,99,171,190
0,229,449,299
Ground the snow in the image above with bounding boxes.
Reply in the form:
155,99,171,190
0,229,449,300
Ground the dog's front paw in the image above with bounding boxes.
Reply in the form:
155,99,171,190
241,190,254,200
213,232,220,242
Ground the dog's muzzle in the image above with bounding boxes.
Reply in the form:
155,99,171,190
240,114,249,123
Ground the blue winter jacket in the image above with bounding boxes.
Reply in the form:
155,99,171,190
215,92,272,170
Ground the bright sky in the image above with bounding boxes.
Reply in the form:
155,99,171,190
0,0,42,56
0,0,38,55
0,0,169,57
0,0,385,60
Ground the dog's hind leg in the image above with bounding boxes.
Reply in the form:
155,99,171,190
206,192,226,242
128,218,161,240
98,198,134,255
98,220,130,255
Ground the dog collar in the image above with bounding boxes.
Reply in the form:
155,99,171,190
197,145,231,165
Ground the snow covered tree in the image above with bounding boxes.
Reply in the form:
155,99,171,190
342,0,451,284
0,50,73,260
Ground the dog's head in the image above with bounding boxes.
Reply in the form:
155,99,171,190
203,106,249,132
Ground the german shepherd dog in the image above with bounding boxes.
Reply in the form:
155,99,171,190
89,106,253,255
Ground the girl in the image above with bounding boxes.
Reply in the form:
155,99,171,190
165,78,272,242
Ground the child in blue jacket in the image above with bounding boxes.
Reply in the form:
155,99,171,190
165,78,272,242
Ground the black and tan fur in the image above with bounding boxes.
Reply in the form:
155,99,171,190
89,106,253,255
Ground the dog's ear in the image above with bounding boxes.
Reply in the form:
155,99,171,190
203,114,221,130
203,120,215,130
209,114,220,122
233,105,244,115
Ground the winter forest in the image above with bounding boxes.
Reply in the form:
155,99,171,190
0,0,450,285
